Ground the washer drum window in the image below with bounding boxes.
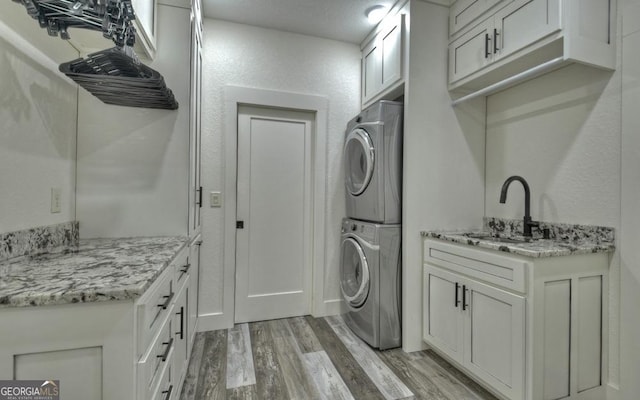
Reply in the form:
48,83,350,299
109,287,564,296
344,128,374,196
340,237,370,308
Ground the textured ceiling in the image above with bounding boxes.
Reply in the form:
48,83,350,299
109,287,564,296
202,0,398,44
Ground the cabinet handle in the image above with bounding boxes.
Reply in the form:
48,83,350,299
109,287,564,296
157,337,174,362
177,306,184,340
462,285,468,311
455,282,460,308
484,33,491,58
180,263,191,274
162,385,173,400
493,29,500,53
158,292,174,310
196,186,203,208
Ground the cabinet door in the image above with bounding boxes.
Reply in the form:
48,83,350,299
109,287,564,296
448,21,493,84
362,40,382,104
188,240,201,346
380,14,403,90
189,16,203,237
493,0,561,60
449,0,508,36
423,265,464,364
463,278,525,400
172,285,189,388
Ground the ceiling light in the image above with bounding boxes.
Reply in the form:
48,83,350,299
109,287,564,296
366,5,388,24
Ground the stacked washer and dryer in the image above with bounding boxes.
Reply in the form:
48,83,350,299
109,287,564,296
340,100,403,350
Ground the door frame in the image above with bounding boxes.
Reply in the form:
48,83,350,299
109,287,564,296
221,86,328,329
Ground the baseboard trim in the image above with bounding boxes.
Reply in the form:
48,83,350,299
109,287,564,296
313,298,345,317
196,312,233,332
606,383,620,400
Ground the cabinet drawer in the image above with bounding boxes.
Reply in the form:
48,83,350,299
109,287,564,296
173,251,191,288
137,270,174,356
138,316,174,400
424,239,528,293
152,359,174,400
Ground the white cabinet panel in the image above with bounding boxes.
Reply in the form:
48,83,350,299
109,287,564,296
465,280,525,400
576,276,602,392
381,21,402,88
543,279,571,400
449,22,493,83
450,0,508,36
423,266,464,363
15,347,102,400
363,42,381,102
494,0,560,60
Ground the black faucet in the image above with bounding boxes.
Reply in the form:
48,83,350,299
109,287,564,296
499,175,539,237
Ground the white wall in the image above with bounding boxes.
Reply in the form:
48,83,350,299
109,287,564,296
0,2,79,233
76,4,191,238
199,19,360,329
484,40,622,393
402,0,486,352
620,0,640,398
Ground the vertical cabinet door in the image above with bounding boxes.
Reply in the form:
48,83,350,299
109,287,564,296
423,266,465,364
362,40,382,104
188,240,201,346
448,21,494,84
493,0,561,60
173,285,189,388
189,13,203,237
380,14,403,90
463,278,525,400
449,0,507,36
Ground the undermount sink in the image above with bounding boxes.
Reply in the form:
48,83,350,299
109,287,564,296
464,233,535,244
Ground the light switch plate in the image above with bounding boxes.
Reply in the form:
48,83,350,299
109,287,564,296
50,188,61,213
210,191,222,208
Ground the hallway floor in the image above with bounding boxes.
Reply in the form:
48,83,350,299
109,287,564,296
179,315,498,400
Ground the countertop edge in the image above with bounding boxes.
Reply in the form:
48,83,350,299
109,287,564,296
421,231,615,258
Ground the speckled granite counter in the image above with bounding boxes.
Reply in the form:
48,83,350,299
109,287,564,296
0,236,188,308
422,218,615,258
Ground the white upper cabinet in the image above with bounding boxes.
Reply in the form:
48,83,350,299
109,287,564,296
449,0,508,36
132,0,158,58
448,0,615,91
362,13,405,107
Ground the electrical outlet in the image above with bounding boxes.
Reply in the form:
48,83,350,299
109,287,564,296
50,188,61,214
210,191,222,208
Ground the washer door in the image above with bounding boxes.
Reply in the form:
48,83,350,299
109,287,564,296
340,237,370,309
344,128,374,196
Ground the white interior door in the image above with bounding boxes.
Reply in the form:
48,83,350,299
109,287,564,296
235,105,313,323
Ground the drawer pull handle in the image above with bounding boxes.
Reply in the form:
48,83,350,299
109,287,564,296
177,306,185,340
162,385,173,400
158,292,174,310
180,263,191,276
493,28,500,53
462,285,468,311
157,337,174,362
484,33,491,58
455,282,460,308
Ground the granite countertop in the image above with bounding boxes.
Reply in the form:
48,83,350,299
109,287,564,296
0,236,189,308
421,218,616,258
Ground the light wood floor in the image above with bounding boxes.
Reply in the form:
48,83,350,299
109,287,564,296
179,315,499,400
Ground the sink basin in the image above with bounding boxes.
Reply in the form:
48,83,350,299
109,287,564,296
464,233,533,244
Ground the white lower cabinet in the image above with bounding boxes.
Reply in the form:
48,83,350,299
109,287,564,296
423,239,608,400
0,245,196,400
424,265,525,399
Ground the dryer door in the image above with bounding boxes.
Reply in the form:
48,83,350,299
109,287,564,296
344,128,374,196
340,237,370,309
